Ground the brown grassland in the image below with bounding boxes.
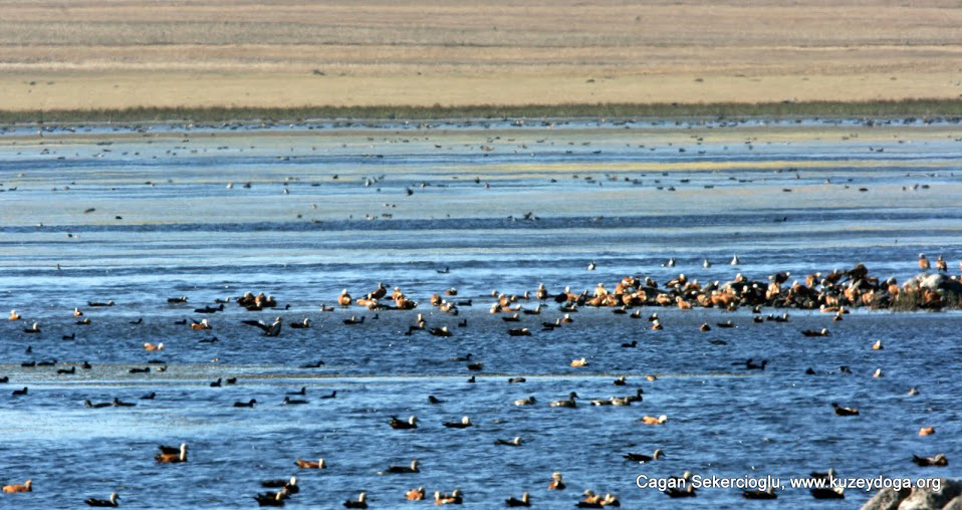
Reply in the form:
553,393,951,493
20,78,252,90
1,0,962,120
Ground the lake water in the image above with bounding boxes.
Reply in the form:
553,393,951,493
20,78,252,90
0,118,960,508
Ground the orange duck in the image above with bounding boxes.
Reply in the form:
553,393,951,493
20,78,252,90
295,458,326,469
2,479,31,493
406,487,426,501
155,443,188,463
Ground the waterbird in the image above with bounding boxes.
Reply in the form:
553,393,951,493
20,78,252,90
144,342,163,351
514,396,536,406
919,427,935,436
242,317,283,336
495,437,523,446
295,458,326,469
2,479,31,493
832,402,859,416
380,459,419,474
155,443,187,463
872,339,883,350
112,398,135,407
282,396,307,405
641,415,669,425
802,328,830,337
505,492,530,507
912,453,948,467
742,487,777,500
810,487,844,499
190,318,210,330
406,487,426,501
731,255,740,265
63,333,75,340
289,318,311,329
621,340,637,348
12,387,28,396
8,309,20,320
428,395,444,404
343,492,367,509
434,490,463,505
261,476,298,493
233,399,257,408
624,449,664,463
24,322,40,333
548,472,565,490
254,490,288,507
84,493,119,507
390,416,418,429
550,392,578,408
443,416,472,428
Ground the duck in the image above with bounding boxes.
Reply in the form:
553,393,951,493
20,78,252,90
233,399,257,408
289,318,311,329
428,395,444,404
810,487,844,499
623,449,664,463
873,368,883,378
626,388,644,403
548,472,565,490
550,392,579,408
343,315,365,325
731,255,740,265
872,339,883,350
613,376,627,386
294,458,326,469
337,290,352,306
144,342,164,351
466,361,483,371
8,309,21,321
406,487,426,501
699,323,711,331
570,358,588,367
434,489,462,505
390,415,418,429
742,487,777,500
523,304,542,315
912,453,948,467
84,493,119,507
76,317,92,325
155,443,187,463
514,396,537,406
12,387,28,397
254,489,288,507
832,402,859,416
508,327,531,336
343,492,367,509
190,318,211,330
2,479,31,493
319,303,335,312
578,490,603,508
919,427,936,436
429,326,452,337
641,415,669,425
802,328,829,337
261,476,298,494
505,492,530,507
443,416,472,429
85,399,111,409
502,313,521,322
282,396,308,405
24,322,40,333
664,485,697,498
918,253,931,271
494,437,523,446
381,459,419,474
650,319,662,331
600,493,620,507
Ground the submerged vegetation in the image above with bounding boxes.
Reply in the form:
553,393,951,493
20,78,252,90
2,99,962,126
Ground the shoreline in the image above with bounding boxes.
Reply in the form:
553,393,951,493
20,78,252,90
3,99,962,127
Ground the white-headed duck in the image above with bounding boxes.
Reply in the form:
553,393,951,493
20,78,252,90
144,342,164,351
289,318,311,329
742,487,777,500
381,459,419,474
84,492,119,507
443,416,472,429
801,328,829,337
613,376,627,386
624,449,664,463
254,489,288,507
406,487,426,500
810,487,844,499
155,443,187,463
495,437,523,446
343,492,367,509
641,415,668,425
24,322,40,333
390,415,417,429
508,327,531,336
8,310,21,321
295,458,326,469
505,492,530,507
2,479,31,493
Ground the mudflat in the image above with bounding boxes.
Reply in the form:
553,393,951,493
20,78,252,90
1,0,962,111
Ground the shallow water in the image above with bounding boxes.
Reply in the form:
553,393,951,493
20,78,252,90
0,120,960,508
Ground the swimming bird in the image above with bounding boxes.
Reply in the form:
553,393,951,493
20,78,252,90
233,399,257,408
505,492,530,507
743,487,777,500
381,459,419,474
621,340,637,348
428,395,444,404
641,415,669,425
514,396,536,406
190,318,211,330
85,399,111,409
406,487,426,501
832,402,859,416
57,366,76,375
2,479,31,493
12,387,28,396
343,492,367,509
76,317,91,325
443,416,472,428
731,255,740,265
703,258,712,268
282,396,308,405
128,367,150,374
144,342,163,351
140,392,156,400
63,332,75,340
919,427,935,436
578,490,603,507
495,437,523,446
289,318,311,329
167,296,188,303
390,415,418,429
624,449,664,463
8,309,21,321
872,340,883,350
664,485,697,498
802,328,829,337
587,261,596,270
873,368,883,378
429,326,452,337
24,322,40,333
434,490,462,505
343,315,365,325
338,289,352,306
295,458,326,469
613,376,627,386
548,472,565,490
508,327,531,336
918,253,930,271
254,489,288,507
570,358,588,367
155,443,187,463
912,453,948,467
810,487,844,499
84,493,119,507
550,392,579,408
111,398,135,407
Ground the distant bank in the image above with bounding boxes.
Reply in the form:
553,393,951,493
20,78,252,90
2,99,962,126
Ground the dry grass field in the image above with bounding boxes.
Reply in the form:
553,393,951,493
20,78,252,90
1,0,961,113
